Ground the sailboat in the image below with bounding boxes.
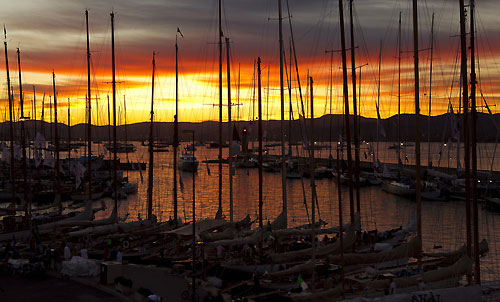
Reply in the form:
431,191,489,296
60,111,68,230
104,142,136,153
376,14,414,197
73,10,120,222
382,179,416,197
152,141,170,152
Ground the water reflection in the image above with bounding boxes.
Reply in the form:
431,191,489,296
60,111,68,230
92,141,500,281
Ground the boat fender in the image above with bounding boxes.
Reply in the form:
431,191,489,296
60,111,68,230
122,240,130,249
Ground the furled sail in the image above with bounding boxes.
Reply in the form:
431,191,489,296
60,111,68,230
273,214,360,239
328,236,422,266
270,222,357,264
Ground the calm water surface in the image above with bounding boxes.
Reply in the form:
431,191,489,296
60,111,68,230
91,141,500,281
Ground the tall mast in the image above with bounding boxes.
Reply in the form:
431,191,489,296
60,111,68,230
147,51,155,220
237,64,240,120
336,131,345,298
376,41,382,162
309,76,317,288
278,0,287,228
252,60,256,152
338,0,355,223
257,57,263,229
85,10,92,201
283,41,293,157
469,0,480,285
4,28,16,207
285,0,305,158
111,12,118,214
52,71,62,214
397,12,402,165
226,37,233,223
67,98,71,170
123,96,129,166
459,0,471,270
267,66,270,122
189,130,196,301
357,65,365,145
323,49,336,160
33,86,36,136
16,48,28,214
349,0,361,217
288,40,293,158
41,94,45,138
457,76,462,170
252,60,256,151
107,95,111,157
49,96,52,140
216,0,223,219
106,95,111,180
173,30,179,225
412,0,422,248
428,13,434,168
33,86,38,196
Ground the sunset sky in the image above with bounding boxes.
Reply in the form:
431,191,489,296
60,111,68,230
1,0,499,125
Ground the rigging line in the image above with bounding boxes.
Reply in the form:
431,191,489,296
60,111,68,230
436,103,450,168
284,36,310,225
479,94,500,177
353,7,384,115
476,14,500,115
444,43,461,123
196,0,219,123
353,5,382,105
221,0,231,42
303,0,330,80
285,49,313,224
51,17,86,105
386,17,399,122
379,0,401,46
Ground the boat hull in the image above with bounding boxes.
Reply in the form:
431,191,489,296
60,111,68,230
382,182,416,197
179,160,199,172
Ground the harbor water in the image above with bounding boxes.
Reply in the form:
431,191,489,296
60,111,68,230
88,141,500,281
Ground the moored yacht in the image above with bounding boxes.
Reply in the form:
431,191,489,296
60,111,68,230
179,152,199,172
382,179,416,197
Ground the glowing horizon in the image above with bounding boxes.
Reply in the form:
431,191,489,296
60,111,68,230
1,0,499,125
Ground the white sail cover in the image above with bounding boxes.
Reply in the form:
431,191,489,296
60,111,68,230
43,151,55,168
61,256,99,277
73,162,86,189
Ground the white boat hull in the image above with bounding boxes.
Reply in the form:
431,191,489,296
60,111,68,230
382,182,416,197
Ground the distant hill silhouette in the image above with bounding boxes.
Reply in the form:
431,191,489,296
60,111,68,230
1,112,499,143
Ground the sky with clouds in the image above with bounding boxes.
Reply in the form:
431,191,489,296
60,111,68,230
0,0,499,124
